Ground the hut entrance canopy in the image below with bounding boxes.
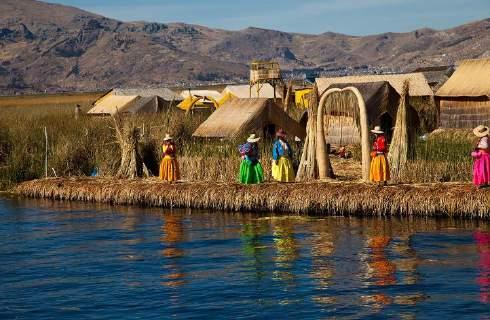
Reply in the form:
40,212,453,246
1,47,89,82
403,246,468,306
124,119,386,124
320,81,399,145
192,98,305,140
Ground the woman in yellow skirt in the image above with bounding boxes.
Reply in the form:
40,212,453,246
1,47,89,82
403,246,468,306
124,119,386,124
369,126,390,185
159,134,180,182
272,129,295,182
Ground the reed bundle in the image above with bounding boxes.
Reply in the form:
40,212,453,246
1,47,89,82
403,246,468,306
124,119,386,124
388,80,410,177
14,178,490,219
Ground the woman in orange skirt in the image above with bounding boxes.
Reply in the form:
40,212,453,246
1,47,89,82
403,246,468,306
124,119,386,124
159,134,180,182
369,126,390,185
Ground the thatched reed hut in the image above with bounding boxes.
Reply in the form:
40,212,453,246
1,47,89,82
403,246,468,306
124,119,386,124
88,87,181,115
88,95,138,115
192,98,305,139
320,82,399,145
315,73,436,144
436,58,490,128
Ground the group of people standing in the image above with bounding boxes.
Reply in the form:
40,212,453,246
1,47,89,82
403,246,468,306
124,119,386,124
238,129,296,185
367,124,490,188
158,124,490,189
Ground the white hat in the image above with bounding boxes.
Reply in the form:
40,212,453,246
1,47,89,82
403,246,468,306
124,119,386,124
247,134,260,143
163,133,173,141
371,126,384,134
473,125,490,138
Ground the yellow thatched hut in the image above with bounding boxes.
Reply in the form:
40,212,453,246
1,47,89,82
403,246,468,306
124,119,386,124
192,98,305,140
436,58,490,128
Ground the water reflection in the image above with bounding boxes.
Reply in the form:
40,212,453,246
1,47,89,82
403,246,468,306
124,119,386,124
161,213,185,287
475,230,490,303
240,218,268,280
3,197,490,318
310,221,336,305
364,221,396,290
271,219,299,283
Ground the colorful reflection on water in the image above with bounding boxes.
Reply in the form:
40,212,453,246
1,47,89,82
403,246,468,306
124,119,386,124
0,197,489,319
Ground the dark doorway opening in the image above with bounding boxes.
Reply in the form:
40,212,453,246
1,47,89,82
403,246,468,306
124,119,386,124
379,112,394,142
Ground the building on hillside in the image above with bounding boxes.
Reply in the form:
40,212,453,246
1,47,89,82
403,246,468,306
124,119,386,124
192,98,306,140
436,58,490,128
88,87,181,115
315,72,437,138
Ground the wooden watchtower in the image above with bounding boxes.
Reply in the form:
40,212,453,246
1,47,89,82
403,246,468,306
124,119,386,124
249,61,283,100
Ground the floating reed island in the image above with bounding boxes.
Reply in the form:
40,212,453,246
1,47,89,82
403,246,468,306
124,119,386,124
14,177,490,218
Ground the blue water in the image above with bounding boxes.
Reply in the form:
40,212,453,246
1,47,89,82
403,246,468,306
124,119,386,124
1,196,489,319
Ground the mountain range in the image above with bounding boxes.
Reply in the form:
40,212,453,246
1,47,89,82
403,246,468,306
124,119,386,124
0,0,489,94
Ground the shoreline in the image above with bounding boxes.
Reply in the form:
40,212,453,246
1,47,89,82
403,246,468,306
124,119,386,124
13,177,490,219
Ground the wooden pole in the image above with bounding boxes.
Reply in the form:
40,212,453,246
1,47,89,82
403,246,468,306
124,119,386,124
44,126,48,178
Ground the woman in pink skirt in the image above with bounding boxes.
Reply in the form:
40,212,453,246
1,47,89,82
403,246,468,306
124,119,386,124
471,125,490,188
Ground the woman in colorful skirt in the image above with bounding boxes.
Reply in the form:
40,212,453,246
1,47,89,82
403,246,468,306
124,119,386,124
369,126,390,185
239,134,264,184
471,125,490,188
272,129,295,182
159,134,180,182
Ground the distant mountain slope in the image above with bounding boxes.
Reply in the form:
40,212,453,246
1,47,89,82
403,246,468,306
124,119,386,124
0,0,489,94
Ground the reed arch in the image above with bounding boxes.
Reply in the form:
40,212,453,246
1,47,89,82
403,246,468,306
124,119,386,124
316,87,371,181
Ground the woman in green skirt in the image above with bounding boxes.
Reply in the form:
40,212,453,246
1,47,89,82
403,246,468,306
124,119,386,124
238,134,264,184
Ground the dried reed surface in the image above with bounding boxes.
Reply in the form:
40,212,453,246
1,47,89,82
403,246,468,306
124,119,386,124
14,177,490,218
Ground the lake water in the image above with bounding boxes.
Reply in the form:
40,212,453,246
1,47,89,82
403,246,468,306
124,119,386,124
1,196,489,319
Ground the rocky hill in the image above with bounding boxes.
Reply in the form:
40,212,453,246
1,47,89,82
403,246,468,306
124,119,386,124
1,0,489,94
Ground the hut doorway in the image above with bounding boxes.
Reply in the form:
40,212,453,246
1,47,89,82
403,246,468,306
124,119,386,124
316,87,370,181
379,112,393,142
263,123,276,140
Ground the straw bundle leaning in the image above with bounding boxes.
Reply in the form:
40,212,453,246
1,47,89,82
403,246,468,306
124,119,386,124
388,80,410,177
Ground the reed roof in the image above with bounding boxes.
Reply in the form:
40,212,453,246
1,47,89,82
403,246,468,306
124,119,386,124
122,96,159,113
180,90,223,101
112,88,181,101
193,98,305,139
88,95,137,115
436,58,490,98
223,84,282,98
316,73,433,97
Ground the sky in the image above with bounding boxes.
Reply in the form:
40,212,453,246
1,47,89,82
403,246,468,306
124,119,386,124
47,0,490,35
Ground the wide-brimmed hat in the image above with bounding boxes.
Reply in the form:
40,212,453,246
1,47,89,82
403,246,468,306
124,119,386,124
370,126,384,134
247,134,260,143
163,133,173,141
473,125,490,138
276,128,287,137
